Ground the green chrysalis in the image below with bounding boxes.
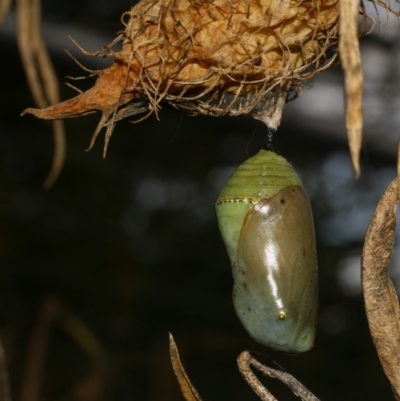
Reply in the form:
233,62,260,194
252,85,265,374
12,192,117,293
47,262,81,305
215,149,318,354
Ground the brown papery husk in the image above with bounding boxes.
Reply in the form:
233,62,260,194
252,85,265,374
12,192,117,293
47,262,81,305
23,0,341,154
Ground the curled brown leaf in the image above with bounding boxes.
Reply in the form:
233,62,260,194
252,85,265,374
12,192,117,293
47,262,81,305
169,333,203,401
339,0,363,178
362,178,400,401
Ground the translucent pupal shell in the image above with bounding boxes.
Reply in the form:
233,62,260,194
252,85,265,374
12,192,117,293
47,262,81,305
215,150,318,353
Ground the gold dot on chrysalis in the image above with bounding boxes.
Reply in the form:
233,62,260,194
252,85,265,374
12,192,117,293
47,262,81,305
278,311,286,320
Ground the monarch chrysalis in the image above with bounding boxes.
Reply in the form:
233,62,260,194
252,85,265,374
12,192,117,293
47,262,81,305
215,149,318,353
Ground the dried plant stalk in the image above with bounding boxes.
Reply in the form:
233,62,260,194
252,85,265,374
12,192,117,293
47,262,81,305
169,333,318,401
20,296,107,401
16,0,66,189
23,0,340,156
238,351,320,401
362,178,400,401
169,333,319,401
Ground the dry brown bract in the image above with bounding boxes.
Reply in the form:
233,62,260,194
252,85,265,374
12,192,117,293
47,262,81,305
362,178,400,401
169,333,203,401
22,0,340,156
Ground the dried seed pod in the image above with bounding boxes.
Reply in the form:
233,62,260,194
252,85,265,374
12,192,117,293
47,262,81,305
23,0,341,154
215,150,318,353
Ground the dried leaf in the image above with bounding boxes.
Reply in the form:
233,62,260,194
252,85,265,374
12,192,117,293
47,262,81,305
362,178,400,401
169,333,203,401
339,0,362,178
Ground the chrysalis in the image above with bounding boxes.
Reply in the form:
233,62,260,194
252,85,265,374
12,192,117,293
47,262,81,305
215,149,318,354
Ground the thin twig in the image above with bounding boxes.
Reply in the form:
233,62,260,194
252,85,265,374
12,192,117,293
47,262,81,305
238,351,320,401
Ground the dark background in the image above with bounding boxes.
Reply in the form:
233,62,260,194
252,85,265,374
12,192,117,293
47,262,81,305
1,1,399,400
